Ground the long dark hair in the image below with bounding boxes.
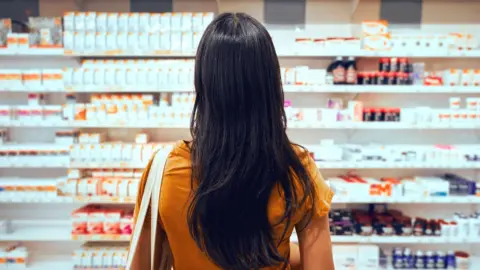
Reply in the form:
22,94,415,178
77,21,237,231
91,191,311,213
188,12,315,269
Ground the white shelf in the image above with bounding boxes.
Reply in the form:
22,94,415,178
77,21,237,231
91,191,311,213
277,49,480,58
0,48,479,58
5,221,479,244
332,196,480,204
290,234,480,244
0,48,65,56
0,220,71,241
2,85,480,94
25,254,73,270
1,195,478,204
3,120,480,129
315,161,480,169
284,85,480,93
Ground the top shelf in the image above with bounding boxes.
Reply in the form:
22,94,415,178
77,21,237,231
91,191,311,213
2,48,480,58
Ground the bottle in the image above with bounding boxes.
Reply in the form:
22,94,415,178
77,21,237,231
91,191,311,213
344,57,357,85
414,250,425,269
326,56,346,85
403,248,414,269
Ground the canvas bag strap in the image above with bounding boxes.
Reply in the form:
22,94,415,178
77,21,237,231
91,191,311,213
125,150,170,269
150,150,170,269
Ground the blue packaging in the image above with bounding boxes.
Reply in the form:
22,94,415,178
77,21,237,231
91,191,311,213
446,251,456,269
424,251,435,269
435,251,446,269
414,250,425,269
392,247,404,269
403,248,414,269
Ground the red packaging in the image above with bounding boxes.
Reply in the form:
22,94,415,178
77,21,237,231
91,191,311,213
72,208,89,235
87,209,105,235
104,209,123,234
120,212,134,235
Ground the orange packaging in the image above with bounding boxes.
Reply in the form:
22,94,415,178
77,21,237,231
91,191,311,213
362,20,389,36
72,209,89,235
87,210,105,235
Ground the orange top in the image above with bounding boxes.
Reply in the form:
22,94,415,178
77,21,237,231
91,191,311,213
135,141,334,270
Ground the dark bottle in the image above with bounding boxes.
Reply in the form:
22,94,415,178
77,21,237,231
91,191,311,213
327,56,346,85
345,56,357,85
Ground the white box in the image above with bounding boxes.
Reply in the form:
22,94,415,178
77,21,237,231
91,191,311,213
357,245,379,270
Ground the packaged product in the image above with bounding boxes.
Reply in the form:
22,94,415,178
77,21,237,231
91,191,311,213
28,17,63,47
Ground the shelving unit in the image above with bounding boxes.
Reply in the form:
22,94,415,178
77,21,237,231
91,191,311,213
0,2,479,270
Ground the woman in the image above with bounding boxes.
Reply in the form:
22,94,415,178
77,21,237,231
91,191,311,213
136,12,334,270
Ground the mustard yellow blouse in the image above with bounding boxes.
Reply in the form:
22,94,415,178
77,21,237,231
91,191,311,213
135,141,333,270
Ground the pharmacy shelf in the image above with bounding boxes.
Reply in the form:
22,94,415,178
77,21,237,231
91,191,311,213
25,254,73,270
3,85,480,94
0,161,70,168
65,49,196,57
277,49,480,58
0,48,65,56
2,195,479,205
332,196,480,204
0,220,71,241
331,236,480,244
69,161,480,170
284,85,480,93
5,221,478,244
290,234,480,244
3,120,480,129
315,161,480,169
0,220,130,241
2,48,480,58
0,196,135,204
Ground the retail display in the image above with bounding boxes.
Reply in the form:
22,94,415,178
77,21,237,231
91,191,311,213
63,12,214,52
0,7,477,270
329,206,480,240
310,141,480,164
0,244,28,268
73,243,128,269
328,174,479,201
72,205,133,237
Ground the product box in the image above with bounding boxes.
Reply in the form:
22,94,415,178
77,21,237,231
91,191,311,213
357,245,379,270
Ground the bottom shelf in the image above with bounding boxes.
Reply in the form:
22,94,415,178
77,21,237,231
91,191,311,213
25,254,72,270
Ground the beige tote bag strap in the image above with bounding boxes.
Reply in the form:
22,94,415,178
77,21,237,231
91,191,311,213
126,150,170,270
150,150,169,268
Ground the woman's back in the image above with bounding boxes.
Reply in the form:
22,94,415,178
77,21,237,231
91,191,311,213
135,141,333,269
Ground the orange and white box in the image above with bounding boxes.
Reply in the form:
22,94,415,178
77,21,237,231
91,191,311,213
139,13,151,32
121,143,133,161
3,69,22,88
96,12,108,32
42,69,63,89
129,13,140,32
117,179,129,197
87,210,105,235
74,32,84,51
64,12,75,31
118,13,129,32
72,208,89,234
6,33,18,49
362,20,388,36
107,13,118,32
104,210,123,234
460,69,474,86
86,178,101,196
132,144,143,162
443,69,461,86
181,12,193,31
72,68,83,85
128,179,140,197
362,35,391,51
85,12,96,32
22,70,42,89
